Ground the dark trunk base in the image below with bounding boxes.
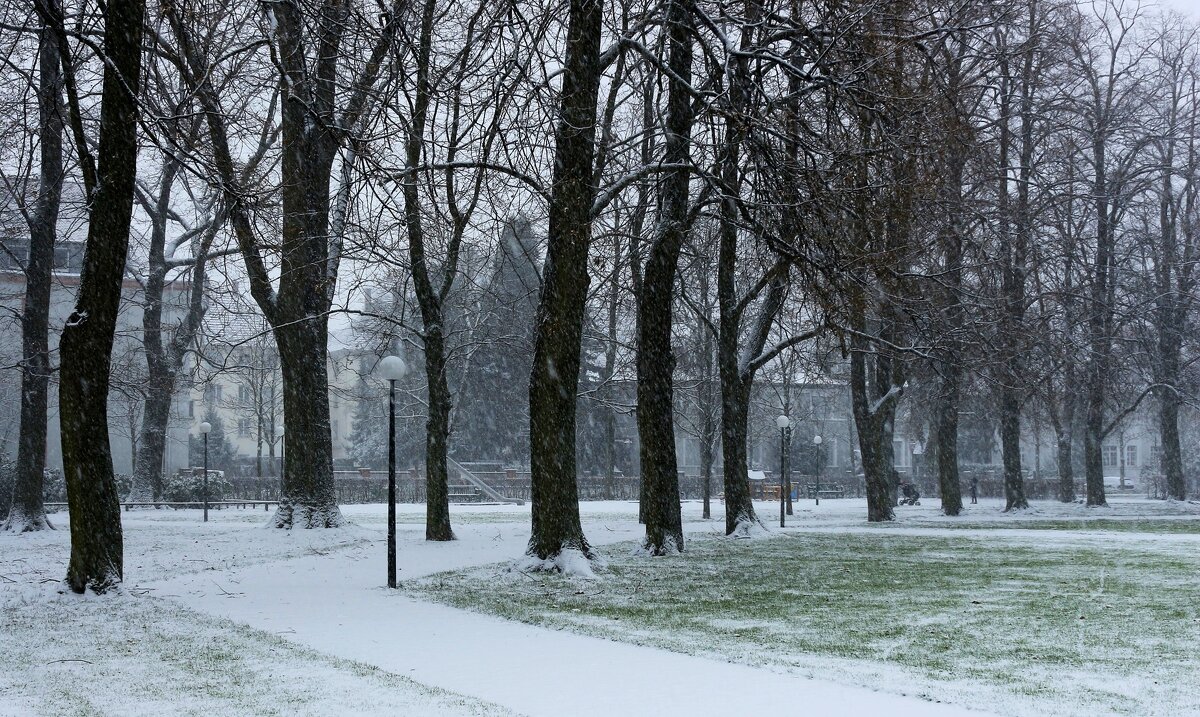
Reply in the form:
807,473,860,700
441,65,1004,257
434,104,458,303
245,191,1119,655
270,500,345,529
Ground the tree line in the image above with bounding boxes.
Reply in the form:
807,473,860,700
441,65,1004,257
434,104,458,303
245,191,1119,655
0,0,1197,589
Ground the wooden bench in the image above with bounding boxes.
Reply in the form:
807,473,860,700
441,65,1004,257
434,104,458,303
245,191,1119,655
45,500,279,512
804,484,845,499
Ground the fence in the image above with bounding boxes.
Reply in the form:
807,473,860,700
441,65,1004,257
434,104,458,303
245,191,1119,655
225,470,873,504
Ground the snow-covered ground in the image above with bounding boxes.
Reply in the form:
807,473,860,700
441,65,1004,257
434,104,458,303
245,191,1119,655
2,497,1197,716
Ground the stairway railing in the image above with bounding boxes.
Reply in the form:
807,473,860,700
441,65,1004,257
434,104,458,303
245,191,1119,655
446,456,524,505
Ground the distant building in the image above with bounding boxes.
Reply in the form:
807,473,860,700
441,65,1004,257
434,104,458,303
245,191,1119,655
0,181,193,475
185,308,369,475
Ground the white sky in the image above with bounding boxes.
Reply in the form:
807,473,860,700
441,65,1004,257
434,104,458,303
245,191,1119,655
1162,0,1200,16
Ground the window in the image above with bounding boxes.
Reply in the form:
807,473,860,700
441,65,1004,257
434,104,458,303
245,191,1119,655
187,400,194,418
0,237,29,269
237,418,250,437
53,242,84,273
893,440,909,468
204,384,223,402
1102,444,1118,468
332,420,339,438
239,385,252,403
1125,445,1137,468
827,437,839,468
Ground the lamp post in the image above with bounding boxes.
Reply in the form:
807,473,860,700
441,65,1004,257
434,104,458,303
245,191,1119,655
776,415,790,528
275,425,284,496
813,434,823,506
198,421,212,522
377,355,409,588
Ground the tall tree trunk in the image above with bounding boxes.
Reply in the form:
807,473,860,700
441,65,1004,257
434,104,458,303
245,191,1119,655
272,318,341,527
526,0,603,565
423,331,454,540
1159,398,1184,500
1152,88,1190,502
935,159,966,517
935,378,962,515
848,295,902,523
997,41,1028,511
5,13,63,533
698,284,716,520
129,392,171,501
1083,136,1111,508
637,0,692,556
402,0,454,541
719,377,756,534
57,0,146,592
601,262,619,500
1052,410,1076,502
714,0,767,537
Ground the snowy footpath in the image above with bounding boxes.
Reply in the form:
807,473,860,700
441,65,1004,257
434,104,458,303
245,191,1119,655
147,503,995,717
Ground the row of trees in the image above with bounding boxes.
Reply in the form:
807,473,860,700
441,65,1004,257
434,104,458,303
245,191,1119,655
1,0,1198,588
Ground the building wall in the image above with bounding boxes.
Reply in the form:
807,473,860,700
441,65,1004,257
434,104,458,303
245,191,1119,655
183,345,366,472
0,270,193,476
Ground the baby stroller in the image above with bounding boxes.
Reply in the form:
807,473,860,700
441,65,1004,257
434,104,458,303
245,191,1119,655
899,481,921,506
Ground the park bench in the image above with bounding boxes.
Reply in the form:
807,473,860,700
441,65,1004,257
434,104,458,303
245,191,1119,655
804,483,845,499
45,500,280,512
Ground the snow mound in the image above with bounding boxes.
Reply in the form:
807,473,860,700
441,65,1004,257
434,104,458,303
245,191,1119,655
727,517,771,539
632,537,683,557
514,548,603,578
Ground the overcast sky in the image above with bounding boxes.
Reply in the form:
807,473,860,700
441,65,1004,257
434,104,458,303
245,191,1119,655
1162,0,1200,16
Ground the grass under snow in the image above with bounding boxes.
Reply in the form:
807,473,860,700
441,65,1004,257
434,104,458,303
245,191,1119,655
408,505,1200,717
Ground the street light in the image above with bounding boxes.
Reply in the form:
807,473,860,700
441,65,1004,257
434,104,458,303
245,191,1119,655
812,434,823,506
377,354,409,589
198,421,212,522
776,415,790,528
275,424,284,488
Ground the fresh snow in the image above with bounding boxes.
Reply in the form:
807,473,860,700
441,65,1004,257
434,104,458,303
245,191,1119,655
3,497,1196,716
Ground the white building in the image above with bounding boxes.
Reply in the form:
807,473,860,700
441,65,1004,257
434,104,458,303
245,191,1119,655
0,238,194,476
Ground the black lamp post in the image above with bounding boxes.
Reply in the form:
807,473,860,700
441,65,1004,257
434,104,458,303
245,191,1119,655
378,355,409,588
198,421,212,522
275,425,284,497
776,415,790,528
813,434,823,506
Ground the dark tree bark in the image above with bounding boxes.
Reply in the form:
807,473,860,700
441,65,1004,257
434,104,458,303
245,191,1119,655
4,12,63,533
1149,45,1197,502
55,0,146,592
928,29,979,518
698,353,716,520
1082,130,1115,509
601,255,620,501
848,293,905,523
637,0,693,556
933,145,965,518
526,0,604,564
995,31,1030,511
713,0,776,537
638,0,696,556
849,325,895,522
401,0,454,542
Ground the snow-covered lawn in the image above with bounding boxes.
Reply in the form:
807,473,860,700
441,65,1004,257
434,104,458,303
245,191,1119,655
2,497,1197,716
0,512,511,717
406,498,1200,717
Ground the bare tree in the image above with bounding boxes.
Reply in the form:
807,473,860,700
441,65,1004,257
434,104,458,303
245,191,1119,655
3,3,62,532
49,0,147,592
526,0,605,566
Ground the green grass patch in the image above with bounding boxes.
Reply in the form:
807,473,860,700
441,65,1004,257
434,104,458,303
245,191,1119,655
407,531,1200,717
906,518,1200,534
